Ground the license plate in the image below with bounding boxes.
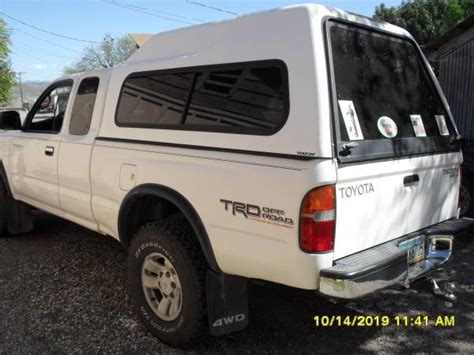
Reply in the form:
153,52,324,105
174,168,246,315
399,235,425,264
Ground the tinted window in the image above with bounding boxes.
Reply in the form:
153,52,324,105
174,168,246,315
331,25,451,142
184,66,286,130
116,61,288,135
69,77,100,135
116,73,194,126
27,82,73,133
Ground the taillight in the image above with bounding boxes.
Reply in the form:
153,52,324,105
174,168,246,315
299,185,336,253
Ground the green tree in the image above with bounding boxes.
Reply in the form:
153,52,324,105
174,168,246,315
64,35,137,74
374,0,474,45
0,18,16,105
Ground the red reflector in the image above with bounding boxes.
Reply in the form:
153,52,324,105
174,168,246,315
300,185,336,253
300,219,335,252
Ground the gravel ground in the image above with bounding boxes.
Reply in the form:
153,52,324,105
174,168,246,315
0,213,473,353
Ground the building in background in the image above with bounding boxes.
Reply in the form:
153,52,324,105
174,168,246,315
129,33,153,48
427,15,474,168
427,15,474,216
9,81,48,109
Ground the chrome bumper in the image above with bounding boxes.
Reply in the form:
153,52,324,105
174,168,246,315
319,218,473,299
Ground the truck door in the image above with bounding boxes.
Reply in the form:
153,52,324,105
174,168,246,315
9,80,74,211
58,76,102,228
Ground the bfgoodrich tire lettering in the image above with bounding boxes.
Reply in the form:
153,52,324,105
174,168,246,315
128,215,207,347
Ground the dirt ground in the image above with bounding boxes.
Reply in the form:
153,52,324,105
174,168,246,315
0,213,472,353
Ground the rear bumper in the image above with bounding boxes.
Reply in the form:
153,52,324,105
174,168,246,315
319,218,474,299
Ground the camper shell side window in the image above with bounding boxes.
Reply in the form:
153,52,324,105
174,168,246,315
115,60,290,136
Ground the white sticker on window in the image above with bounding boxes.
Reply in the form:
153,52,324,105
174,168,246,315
377,116,398,138
410,114,427,137
435,115,449,136
338,100,364,140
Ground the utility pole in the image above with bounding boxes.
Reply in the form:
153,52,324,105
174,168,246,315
104,35,114,68
17,72,25,108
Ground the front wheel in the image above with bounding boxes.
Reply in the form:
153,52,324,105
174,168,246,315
128,216,207,347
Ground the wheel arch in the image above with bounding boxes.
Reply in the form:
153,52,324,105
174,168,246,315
118,183,221,272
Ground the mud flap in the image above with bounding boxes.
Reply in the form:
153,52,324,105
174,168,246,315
0,163,33,235
6,197,33,235
206,270,248,336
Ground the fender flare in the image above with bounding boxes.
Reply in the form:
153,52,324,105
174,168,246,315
118,183,221,272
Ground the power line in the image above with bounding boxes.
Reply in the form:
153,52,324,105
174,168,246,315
0,10,101,44
102,0,195,25
11,27,84,55
11,41,77,60
10,47,71,70
17,72,57,81
111,0,205,23
12,42,77,60
13,66,61,81
11,48,48,63
185,0,239,16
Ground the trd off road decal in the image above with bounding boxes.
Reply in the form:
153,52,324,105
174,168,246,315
339,183,375,199
220,199,294,228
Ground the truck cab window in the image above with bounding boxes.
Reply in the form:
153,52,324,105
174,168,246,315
27,81,73,133
69,77,100,136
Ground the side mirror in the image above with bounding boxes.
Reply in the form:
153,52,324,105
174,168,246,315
0,111,22,130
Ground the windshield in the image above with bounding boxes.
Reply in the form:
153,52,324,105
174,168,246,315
328,21,457,161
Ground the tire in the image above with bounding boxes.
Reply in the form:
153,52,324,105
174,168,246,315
128,215,207,347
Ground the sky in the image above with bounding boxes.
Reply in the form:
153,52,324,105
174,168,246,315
1,0,402,82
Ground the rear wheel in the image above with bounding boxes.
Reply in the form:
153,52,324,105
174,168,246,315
141,251,183,321
128,216,207,347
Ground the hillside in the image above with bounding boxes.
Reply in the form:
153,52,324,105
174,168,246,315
9,81,50,108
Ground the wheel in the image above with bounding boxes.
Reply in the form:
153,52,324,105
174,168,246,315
128,216,207,347
459,184,471,216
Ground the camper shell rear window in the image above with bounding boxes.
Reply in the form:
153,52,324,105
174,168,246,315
115,60,289,136
326,20,459,162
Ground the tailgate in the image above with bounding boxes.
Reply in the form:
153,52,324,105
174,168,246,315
334,152,461,259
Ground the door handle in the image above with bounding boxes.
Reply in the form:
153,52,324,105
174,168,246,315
403,174,420,186
45,146,55,156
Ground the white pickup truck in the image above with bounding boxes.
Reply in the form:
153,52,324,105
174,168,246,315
0,3,471,348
